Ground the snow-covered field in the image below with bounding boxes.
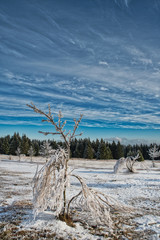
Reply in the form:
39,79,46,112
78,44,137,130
0,155,160,239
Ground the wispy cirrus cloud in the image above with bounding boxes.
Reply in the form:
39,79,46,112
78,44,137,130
0,0,160,143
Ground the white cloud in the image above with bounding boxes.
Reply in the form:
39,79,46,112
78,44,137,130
105,137,157,145
139,58,152,65
99,61,109,67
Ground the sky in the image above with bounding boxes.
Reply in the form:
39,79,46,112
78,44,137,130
0,0,160,145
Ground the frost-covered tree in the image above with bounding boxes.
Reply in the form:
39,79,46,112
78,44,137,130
148,145,160,167
28,146,35,162
114,154,140,173
27,102,133,229
27,102,83,219
15,146,21,161
114,157,126,174
126,154,140,173
39,140,53,162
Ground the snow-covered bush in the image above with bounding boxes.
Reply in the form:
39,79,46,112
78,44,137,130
114,157,126,173
114,154,140,173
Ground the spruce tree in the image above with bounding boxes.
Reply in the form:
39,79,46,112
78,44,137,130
21,134,30,155
110,141,117,159
97,140,109,159
9,133,21,155
2,137,10,154
32,141,40,156
115,141,124,159
106,146,113,159
137,150,144,162
74,142,81,158
83,139,93,159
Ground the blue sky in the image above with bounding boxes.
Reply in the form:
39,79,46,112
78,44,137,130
0,0,160,144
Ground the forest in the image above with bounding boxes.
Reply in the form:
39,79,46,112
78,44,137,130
0,132,158,160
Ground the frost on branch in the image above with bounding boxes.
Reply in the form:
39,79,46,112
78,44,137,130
28,102,134,230
114,157,126,174
67,175,132,228
114,154,141,173
33,148,69,217
33,148,133,229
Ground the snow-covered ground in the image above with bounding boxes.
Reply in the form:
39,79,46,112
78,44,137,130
0,156,160,239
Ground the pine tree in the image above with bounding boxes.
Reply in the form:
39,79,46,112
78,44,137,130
83,139,93,159
106,146,113,159
137,150,144,162
78,140,85,158
2,136,10,154
97,140,109,159
92,139,99,158
74,140,84,158
32,141,40,156
0,138,3,154
21,134,30,155
9,133,21,155
74,142,81,158
110,141,117,159
115,141,124,159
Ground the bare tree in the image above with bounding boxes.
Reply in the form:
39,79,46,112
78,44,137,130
16,147,21,161
148,145,160,168
27,103,133,229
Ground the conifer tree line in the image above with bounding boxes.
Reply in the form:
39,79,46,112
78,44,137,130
0,132,159,160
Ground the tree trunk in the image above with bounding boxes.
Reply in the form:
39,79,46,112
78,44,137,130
62,145,70,216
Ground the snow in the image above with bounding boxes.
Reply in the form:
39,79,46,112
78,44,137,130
0,156,160,239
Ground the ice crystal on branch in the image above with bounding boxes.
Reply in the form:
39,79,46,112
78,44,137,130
33,148,69,217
